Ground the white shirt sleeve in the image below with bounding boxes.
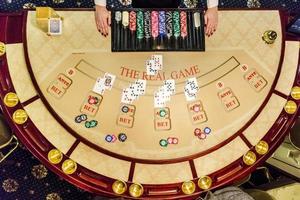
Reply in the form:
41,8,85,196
94,0,106,6
207,0,218,8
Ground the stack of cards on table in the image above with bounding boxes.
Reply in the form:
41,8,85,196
146,55,163,75
93,73,116,95
48,18,62,36
154,79,176,108
184,77,199,101
121,79,147,104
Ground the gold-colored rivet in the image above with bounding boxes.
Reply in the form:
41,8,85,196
0,42,6,56
62,159,77,175
182,180,196,195
243,151,257,166
255,140,269,155
291,86,300,100
112,180,127,195
48,149,63,164
4,92,19,107
129,183,144,198
198,176,212,190
284,100,297,114
12,109,28,125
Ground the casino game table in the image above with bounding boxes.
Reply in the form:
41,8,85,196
0,9,300,199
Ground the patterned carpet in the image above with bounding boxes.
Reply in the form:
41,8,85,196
0,1,300,200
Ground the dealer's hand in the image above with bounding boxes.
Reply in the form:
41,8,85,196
204,6,218,37
95,5,111,36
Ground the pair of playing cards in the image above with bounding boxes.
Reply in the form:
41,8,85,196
146,55,163,76
184,77,199,101
93,73,116,95
48,18,62,36
154,79,176,108
121,79,147,104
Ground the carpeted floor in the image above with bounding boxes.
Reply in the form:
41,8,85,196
0,1,300,200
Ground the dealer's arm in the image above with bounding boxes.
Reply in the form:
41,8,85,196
94,0,219,37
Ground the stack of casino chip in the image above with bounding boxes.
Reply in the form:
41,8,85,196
118,133,127,142
151,11,159,38
180,11,187,38
137,11,144,40
194,127,211,140
129,11,136,49
166,11,173,38
129,11,136,31
105,133,128,143
172,11,180,38
85,120,98,128
160,137,178,147
75,114,87,123
105,134,117,143
144,11,151,39
158,11,166,36
75,114,98,128
172,11,180,49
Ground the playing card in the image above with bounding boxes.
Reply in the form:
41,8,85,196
184,88,197,101
184,78,199,101
154,91,166,108
151,55,163,70
163,79,175,95
186,77,199,93
104,73,116,90
146,60,158,75
121,88,133,104
48,18,62,35
128,86,139,100
134,79,147,95
92,77,106,95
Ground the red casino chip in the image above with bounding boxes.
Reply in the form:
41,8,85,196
198,133,207,140
194,128,201,136
111,134,117,143
193,104,201,112
172,138,178,144
88,96,98,105
167,137,173,144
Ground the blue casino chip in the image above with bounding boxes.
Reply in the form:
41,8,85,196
204,127,211,134
105,135,113,142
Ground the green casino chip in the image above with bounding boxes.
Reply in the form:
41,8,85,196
89,120,98,128
137,11,144,39
159,139,168,147
159,110,167,117
172,11,180,37
85,121,91,128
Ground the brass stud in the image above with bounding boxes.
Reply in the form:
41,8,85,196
262,30,277,44
48,149,63,164
0,42,6,56
62,159,77,175
243,151,257,166
182,180,196,195
198,176,212,190
255,140,269,155
4,92,19,107
291,86,300,100
129,183,144,198
112,180,127,195
12,109,28,125
284,100,297,114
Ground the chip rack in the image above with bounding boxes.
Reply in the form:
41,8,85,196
111,8,205,52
